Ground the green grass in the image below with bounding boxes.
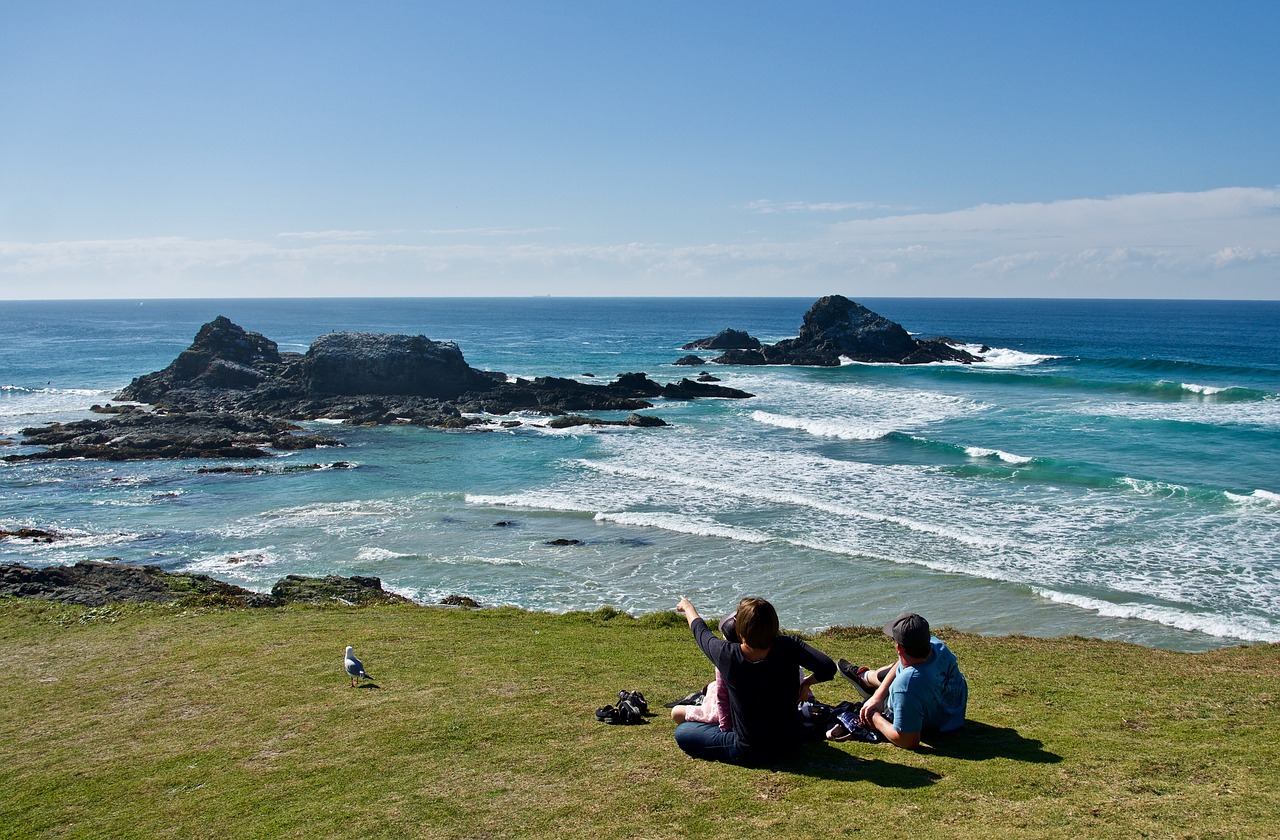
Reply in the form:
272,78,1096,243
2,598,1277,839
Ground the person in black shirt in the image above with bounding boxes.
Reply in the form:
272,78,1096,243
673,595,836,764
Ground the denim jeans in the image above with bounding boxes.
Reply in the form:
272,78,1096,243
674,721,744,764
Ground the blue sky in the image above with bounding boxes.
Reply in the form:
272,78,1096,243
2,1,1278,299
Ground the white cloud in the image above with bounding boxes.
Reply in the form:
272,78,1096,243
276,230,388,240
1,188,1278,299
746,199,891,214
420,226,563,237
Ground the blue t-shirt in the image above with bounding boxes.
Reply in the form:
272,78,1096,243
887,637,968,735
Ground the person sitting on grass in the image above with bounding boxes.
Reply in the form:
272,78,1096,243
673,595,836,765
840,611,968,749
669,614,738,730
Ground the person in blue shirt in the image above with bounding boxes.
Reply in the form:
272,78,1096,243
840,612,968,749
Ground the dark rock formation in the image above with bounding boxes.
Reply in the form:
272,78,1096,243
0,528,61,543
453,376,653,415
713,349,767,366
543,413,668,430
119,316,286,404
706,296,982,367
661,378,754,399
683,329,762,351
673,355,707,366
196,462,355,476
0,561,411,607
270,573,412,606
12,316,759,461
5,411,342,462
0,560,279,607
439,594,480,608
305,331,498,399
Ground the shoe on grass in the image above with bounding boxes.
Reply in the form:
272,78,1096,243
837,658,874,700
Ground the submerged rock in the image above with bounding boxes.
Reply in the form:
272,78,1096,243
0,528,62,543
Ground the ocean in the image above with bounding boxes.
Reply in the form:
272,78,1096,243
3,297,1279,652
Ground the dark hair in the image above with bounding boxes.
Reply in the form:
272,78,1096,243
734,597,779,649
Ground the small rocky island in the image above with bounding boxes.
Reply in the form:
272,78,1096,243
680,294,984,367
5,316,753,462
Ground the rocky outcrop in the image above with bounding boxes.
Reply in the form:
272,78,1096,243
270,574,412,606
305,332,499,399
683,329,761,351
0,561,411,607
119,316,288,404
10,317,758,462
4,411,343,462
113,316,743,425
704,296,982,367
544,413,668,429
662,378,755,399
0,560,279,607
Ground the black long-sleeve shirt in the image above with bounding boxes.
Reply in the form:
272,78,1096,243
691,617,836,759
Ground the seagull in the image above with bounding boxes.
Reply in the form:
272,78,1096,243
344,645,370,687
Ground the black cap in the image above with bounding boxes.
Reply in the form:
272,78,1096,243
719,614,739,643
884,612,930,656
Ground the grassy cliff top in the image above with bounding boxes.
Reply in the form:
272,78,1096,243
2,598,1277,839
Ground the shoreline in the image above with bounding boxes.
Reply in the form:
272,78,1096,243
1,557,1270,654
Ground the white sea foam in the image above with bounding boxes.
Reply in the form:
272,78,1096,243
219,497,415,539
964,446,1033,465
92,489,186,507
1030,587,1280,643
742,379,984,443
1225,489,1280,508
184,548,285,577
0,386,119,433
1178,382,1228,395
466,493,600,514
1080,398,1280,428
380,584,425,603
1121,477,1191,498
837,344,1053,368
752,411,892,440
50,530,144,550
355,546,415,562
594,511,772,544
427,554,528,567
582,453,1014,551
966,345,1057,368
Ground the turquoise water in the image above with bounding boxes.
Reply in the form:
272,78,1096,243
3,297,1279,651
